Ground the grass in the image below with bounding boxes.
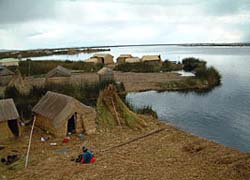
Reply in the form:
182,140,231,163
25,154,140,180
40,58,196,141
182,57,206,72
96,85,147,130
161,60,183,72
2,80,124,121
11,60,104,76
125,102,158,119
96,97,116,129
159,78,207,90
114,62,162,73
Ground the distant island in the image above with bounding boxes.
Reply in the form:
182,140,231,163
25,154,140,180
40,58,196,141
0,43,249,59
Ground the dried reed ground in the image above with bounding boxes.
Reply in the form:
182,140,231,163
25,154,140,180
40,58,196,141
1,117,250,180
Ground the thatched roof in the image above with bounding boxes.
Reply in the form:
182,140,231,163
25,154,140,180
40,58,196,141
141,55,161,62
125,57,141,63
46,66,71,78
0,66,14,76
93,53,113,58
97,67,113,75
0,99,19,122
117,54,133,58
85,57,101,64
32,91,95,128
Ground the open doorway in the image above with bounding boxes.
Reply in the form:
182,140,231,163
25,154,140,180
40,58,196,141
100,58,105,64
67,113,76,134
8,119,19,137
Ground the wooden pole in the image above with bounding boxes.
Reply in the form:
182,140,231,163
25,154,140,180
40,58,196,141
101,127,166,152
25,115,36,168
111,98,121,126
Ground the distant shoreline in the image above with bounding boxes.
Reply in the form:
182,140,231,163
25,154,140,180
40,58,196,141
1,42,250,53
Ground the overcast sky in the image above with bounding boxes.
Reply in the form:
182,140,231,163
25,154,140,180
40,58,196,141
0,0,250,49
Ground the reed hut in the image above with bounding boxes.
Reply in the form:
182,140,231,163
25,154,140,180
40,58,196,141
116,54,133,64
141,55,162,65
45,65,71,84
91,53,114,65
125,57,141,63
0,99,20,141
32,91,96,137
0,65,14,86
97,67,114,82
85,57,102,64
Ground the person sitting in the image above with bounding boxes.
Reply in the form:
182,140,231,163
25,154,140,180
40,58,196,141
80,146,96,163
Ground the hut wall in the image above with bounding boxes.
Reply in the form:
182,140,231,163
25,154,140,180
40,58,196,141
144,60,162,66
104,56,114,65
117,57,126,64
0,75,13,86
81,113,96,134
35,114,60,136
0,122,14,141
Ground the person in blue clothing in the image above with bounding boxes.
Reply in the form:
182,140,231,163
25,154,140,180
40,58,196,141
80,146,96,163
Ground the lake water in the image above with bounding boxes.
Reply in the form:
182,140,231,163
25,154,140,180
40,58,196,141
124,46,250,152
30,45,250,152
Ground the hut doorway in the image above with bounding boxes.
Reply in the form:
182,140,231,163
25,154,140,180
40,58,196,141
7,119,19,137
67,113,76,134
100,58,104,64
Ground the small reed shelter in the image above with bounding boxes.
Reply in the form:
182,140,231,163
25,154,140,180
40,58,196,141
0,99,20,141
97,67,114,82
32,91,96,137
125,57,141,63
91,53,114,65
0,65,15,86
141,55,162,65
45,65,71,84
116,54,133,64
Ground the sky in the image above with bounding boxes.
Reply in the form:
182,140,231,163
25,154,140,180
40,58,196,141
0,0,250,50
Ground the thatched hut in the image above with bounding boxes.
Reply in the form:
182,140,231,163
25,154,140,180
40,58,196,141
97,67,114,82
91,53,114,65
125,57,141,63
85,57,102,64
0,66,14,86
32,91,96,137
116,54,133,64
0,99,20,141
45,65,71,84
141,55,162,65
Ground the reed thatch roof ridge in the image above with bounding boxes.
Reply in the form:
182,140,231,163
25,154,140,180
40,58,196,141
141,55,161,61
46,65,71,78
93,53,114,58
85,57,100,63
125,57,141,63
0,99,19,122
118,54,133,58
0,66,14,76
97,67,113,75
32,91,94,127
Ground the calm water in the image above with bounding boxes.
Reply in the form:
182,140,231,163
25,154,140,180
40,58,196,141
30,46,250,152
123,46,250,152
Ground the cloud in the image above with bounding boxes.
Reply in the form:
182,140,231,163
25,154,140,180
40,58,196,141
0,0,249,49
0,0,56,24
